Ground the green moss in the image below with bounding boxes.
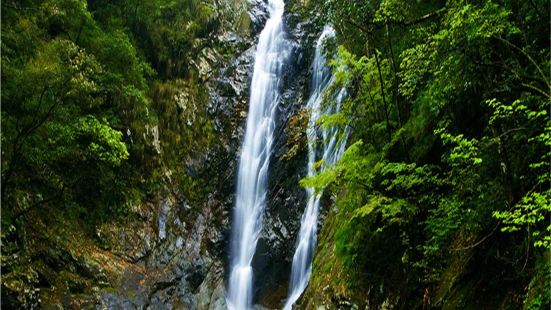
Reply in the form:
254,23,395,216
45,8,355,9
127,289,138,298
524,254,551,310
305,207,359,307
237,11,251,34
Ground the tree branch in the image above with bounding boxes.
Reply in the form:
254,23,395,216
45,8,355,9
344,7,447,34
494,36,550,86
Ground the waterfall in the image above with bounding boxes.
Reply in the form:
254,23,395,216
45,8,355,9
227,0,289,309
284,26,348,310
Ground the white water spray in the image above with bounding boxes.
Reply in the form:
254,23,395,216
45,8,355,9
227,1,288,309
284,26,349,309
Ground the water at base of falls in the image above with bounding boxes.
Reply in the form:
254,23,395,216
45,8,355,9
284,26,349,310
227,0,289,309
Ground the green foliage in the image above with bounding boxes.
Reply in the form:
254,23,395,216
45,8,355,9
494,191,551,249
1,0,228,219
78,116,129,166
301,0,551,307
1,0,239,306
487,96,551,249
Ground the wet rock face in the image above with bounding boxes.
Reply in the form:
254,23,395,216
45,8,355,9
94,1,324,308
250,11,325,309
97,184,246,309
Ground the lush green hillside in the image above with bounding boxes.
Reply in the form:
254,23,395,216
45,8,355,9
1,0,249,307
288,0,550,308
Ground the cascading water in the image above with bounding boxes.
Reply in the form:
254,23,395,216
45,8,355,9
227,0,289,309
284,26,349,310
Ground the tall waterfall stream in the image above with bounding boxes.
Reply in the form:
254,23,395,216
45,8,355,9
227,0,289,309
284,26,348,309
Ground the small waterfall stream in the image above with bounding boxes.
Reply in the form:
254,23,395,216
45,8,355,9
284,26,349,309
227,0,289,309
